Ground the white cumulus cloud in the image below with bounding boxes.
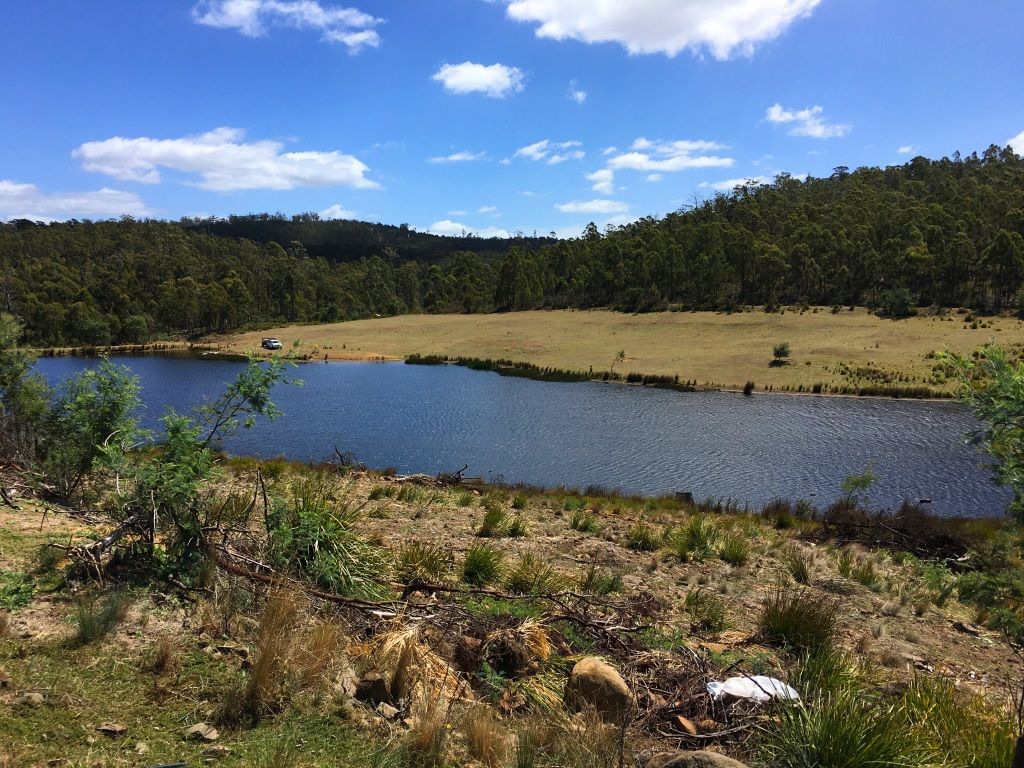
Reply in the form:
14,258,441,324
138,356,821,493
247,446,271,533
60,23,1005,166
0,180,151,222
765,103,849,139
192,0,383,53
897,145,915,155
1007,130,1024,154
586,169,615,194
72,127,378,192
321,203,357,219
428,219,512,238
502,0,821,59
432,62,525,98
555,199,629,214
428,150,487,163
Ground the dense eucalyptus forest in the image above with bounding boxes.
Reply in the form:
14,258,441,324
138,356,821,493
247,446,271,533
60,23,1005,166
1,145,1022,346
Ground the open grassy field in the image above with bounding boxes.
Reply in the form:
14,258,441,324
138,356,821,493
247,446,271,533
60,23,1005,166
219,308,1024,395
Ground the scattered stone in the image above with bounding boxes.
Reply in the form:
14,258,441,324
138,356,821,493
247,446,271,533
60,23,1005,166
564,657,636,723
670,715,699,736
646,750,750,768
203,745,232,758
16,692,45,707
183,722,219,742
376,702,400,719
96,722,127,737
356,673,392,705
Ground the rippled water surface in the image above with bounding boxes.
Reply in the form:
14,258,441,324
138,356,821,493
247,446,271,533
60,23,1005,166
35,356,1011,517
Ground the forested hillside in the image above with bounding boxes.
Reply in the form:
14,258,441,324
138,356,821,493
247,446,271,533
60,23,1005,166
1,145,1022,346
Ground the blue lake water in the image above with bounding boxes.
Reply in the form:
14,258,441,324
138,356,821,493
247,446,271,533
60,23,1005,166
34,356,1011,518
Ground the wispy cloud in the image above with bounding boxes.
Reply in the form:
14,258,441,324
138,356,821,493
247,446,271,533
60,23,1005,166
699,175,770,192
191,0,383,53
555,198,629,214
897,145,915,154
765,103,850,139
567,80,587,104
427,150,486,163
514,139,584,163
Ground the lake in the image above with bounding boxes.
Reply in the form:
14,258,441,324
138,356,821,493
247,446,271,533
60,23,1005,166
35,356,1010,518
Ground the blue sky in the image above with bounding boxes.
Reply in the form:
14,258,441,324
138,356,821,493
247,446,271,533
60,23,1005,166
2,0,1023,238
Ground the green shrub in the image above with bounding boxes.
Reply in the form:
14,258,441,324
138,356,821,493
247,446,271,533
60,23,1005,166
759,585,838,651
625,522,661,552
719,531,750,566
462,544,505,586
73,591,130,645
0,570,35,610
683,588,728,634
395,542,453,585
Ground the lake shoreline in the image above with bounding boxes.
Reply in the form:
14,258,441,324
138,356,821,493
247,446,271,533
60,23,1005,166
31,342,959,401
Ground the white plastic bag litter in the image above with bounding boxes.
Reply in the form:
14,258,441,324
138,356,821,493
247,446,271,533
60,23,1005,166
707,675,800,703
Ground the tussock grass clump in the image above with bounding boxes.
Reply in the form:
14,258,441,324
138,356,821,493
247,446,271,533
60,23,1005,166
625,522,660,552
570,509,600,533
404,695,450,768
511,492,528,510
478,498,509,537
396,485,425,504
457,490,476,507
783,546,813,584
577,565,623,596
395,542,453,585
683,588,728,634
463,543,505,586
900,676,1015,767
759,585,839,651
368,485,392,501
146,635,180,676
465,708,510,768
788,645,862,699
0,610,9,639
719,531,751,566
268,475,390,600
503,553,564,595
506,516,530,538
763,688,934,768
670,514,721,562
72,590,130,646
